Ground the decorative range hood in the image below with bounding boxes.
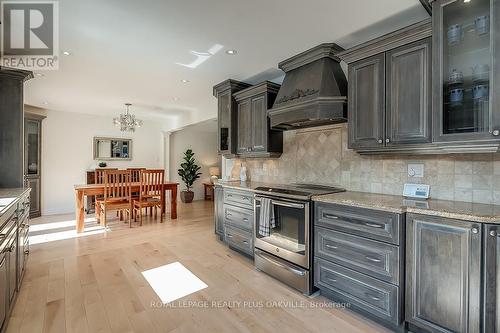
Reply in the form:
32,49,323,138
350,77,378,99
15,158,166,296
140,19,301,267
268,43,348,131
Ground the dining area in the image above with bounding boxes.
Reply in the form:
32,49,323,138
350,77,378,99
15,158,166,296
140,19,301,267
74,168,179,233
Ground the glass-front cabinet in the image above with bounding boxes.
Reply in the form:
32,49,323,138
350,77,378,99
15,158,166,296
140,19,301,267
433,0,500,142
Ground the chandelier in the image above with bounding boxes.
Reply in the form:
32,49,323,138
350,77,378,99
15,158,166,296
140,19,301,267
113,103,143,132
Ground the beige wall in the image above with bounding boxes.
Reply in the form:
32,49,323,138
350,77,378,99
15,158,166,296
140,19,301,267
228,123,500,205
41,109,166,215
169,119,220,201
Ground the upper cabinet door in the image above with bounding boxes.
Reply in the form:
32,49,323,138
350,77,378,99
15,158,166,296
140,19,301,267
251,94,268,152
237,99,252,154
386,38,432,145
433,0,499,142
348,53,386,149
217,91,231,154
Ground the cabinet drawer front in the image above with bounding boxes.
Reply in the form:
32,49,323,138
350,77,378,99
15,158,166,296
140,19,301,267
223,204,253,231
225,226,253,256
315,203,401,245
224,190,254,209
315,227,400,284
315,258,400,325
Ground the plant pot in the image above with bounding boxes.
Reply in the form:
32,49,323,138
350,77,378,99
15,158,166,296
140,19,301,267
180,190,194,203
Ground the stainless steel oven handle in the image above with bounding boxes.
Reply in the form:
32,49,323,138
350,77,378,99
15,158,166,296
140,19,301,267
271,200,305,209
257,251,305,276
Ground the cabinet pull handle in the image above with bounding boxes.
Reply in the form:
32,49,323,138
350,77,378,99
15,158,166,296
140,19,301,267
365,222,383,229
493,129,500,136
326,277,337,283
323,213,339,219
227,234,233,238
471,227,479,234
490,230,499,237
385,138,390,143
242,197,249,201
325,244,337,250
365,256,382,263
24,250,29,255
366,293,381,301
243,218,248,222
377,139,383,144
226,213,232,217
243,240,248,244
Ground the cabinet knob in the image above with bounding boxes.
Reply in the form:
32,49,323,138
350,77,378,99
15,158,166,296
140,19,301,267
491,230,498,237
377,139,383,144
471,227,479,234
493,130,500,136
385,138,390,143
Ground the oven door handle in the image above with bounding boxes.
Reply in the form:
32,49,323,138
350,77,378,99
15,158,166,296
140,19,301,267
257,251,306,276
271,200,305,209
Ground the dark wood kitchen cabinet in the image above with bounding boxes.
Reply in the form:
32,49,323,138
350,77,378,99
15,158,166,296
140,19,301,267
340,21,432,152
348,53,385,149
214,186,224,240
432,0,500,147
314,202,405,331
406,213,481,333
0,68,33,187
386,38,432,145
484,224,500,333
213,80,251,157
234,81,283,158
24,113,45,218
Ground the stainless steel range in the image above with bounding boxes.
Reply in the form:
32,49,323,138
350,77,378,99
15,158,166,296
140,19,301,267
253,184,345,294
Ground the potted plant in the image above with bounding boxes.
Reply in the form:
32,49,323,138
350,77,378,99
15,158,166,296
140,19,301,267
177,149,202,203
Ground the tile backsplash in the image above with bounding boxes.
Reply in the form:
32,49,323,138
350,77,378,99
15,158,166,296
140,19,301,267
229,123,500,205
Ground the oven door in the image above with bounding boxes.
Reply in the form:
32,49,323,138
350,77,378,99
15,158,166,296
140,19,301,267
254,196,310,269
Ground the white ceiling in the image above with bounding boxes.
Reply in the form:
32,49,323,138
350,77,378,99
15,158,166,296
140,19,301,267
24,0,428,130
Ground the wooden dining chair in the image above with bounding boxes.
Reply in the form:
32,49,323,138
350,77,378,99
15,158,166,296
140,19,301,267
94,168,118,184
127,168,146,183
133,169,165,226
96,170,133,227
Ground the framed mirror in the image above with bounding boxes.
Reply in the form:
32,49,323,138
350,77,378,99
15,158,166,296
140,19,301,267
93,137,132,160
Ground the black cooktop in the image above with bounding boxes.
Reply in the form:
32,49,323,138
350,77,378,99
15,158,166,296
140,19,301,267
254,184,345,200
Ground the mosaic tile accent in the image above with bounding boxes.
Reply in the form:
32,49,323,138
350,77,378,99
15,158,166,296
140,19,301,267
229,124,500,205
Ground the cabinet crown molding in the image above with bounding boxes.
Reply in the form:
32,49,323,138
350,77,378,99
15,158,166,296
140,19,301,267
278,43,345,72
233,81,281,101
213,79,251,98
338,19,432,64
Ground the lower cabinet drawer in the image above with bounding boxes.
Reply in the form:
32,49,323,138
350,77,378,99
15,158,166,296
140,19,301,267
223,204,254,231
225,226,254,257
315,227,400,284
314,258,401,326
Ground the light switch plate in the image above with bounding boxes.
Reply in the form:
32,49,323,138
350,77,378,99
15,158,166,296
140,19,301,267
403,183,430,199
408,163,424,178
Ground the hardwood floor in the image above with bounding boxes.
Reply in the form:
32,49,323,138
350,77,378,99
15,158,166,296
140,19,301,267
7,201,391,333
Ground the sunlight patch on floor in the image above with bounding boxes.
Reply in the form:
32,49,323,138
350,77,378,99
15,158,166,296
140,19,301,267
29,225,109,245
142,262,208,304
30,217,95,232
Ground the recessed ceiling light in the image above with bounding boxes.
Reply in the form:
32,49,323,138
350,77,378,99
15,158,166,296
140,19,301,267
42,101,49,105
62,51,71,56
226,49,237,55
35,73,44,77
173,97,180,102
181,79,189,83
464,0,471,2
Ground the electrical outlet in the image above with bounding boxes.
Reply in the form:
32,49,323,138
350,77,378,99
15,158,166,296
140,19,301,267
408,163,424,178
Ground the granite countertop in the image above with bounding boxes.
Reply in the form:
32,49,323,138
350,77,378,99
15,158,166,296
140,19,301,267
0,188,30,218
313,191,500,224
215,180,272,192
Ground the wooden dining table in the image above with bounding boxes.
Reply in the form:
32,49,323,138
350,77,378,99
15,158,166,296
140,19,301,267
74,181,179,233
